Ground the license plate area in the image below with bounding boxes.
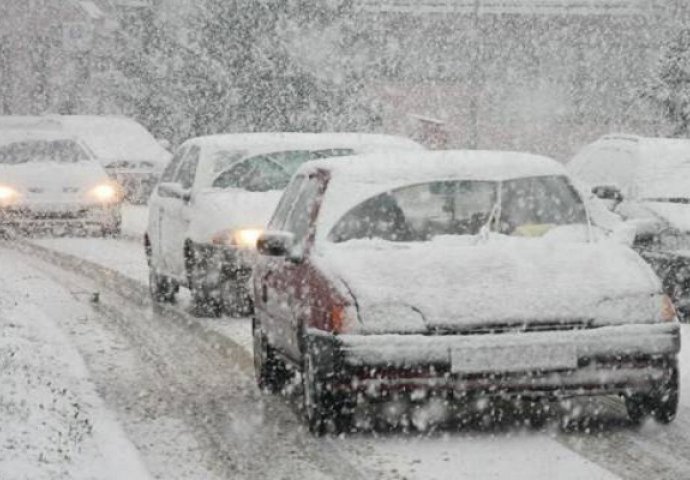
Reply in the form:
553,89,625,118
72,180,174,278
451,343,577,374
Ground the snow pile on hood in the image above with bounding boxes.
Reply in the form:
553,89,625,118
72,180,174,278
318,235,660,333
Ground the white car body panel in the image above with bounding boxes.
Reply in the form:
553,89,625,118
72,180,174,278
147,132,425,283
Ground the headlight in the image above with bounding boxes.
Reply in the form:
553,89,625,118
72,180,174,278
0,185,19,204
212,228,263,249
90,184,120,203
659,294,678,322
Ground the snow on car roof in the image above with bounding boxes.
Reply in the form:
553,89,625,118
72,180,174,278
310,150,568,241
592,134,690,198
0,129,81,147
0,115,170,165
191,132,424,187
189,131,424,153
56,116,170,163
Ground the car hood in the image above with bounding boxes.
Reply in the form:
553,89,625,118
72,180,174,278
0,162,110,204
188,189,283,243
318,236,661,334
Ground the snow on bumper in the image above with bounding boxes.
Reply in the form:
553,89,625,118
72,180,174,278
0,205,121,231
307,323,680,397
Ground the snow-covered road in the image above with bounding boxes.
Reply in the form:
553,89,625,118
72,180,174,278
5,231,690,479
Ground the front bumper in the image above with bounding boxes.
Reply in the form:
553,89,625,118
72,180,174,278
307,322,680,399
189,241,255,291
0,204,121,233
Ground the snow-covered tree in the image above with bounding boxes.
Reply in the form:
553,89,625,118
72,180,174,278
643,28,690,136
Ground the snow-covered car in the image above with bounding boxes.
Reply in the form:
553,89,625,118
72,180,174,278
144,132,424,315
252,150,680,434
0,115,171,203
569,134,690,319
0,130,123,235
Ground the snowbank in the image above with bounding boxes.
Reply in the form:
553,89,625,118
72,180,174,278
0,251,152,480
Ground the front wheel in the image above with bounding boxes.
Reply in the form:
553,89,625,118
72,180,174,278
625,360,679,425
253,318,290,393
302,350,353,435
149,266,178,303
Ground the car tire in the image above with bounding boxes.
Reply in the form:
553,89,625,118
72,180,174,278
652,361,679,424
149,266,178,303
187,255,221,317
302,349,353,435
252,317,290,393
220,276,254,318
625,360,679,425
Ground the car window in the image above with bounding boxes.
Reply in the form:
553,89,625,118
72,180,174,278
268,175,306,230
212,155,290,191
0,139,90,164
174,146,200,189
310,148,355,159
284,176,322,246
160,146,187,182
329,175,587,243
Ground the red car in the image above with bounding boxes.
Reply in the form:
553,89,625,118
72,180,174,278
252,151,680,434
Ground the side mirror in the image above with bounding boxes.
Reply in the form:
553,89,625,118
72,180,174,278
256,231,299,260
158,182,191,202
592,185,623,202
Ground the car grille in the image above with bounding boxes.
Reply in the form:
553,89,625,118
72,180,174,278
428,319,595,335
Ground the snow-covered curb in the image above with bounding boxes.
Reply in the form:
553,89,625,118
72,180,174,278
0,251,152,480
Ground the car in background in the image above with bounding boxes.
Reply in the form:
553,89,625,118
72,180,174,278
0,130,123,236
569,134,690,320
252,150,680,434
0,115,171,204
144,132,424,316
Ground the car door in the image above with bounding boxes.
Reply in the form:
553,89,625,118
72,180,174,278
160,145,200,279
149,146,187,269
256,175,305,346
265,174,326,360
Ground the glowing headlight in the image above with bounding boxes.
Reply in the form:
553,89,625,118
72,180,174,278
90,184,119,202
659,294,678,323
212,228,263,249
0,185,19,203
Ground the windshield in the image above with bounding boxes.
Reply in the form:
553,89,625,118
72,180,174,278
329,175,587,243
0,140,90,164
212,148,357,191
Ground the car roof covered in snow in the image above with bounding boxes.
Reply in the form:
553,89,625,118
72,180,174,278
570,134,690,199
186,132,424,153
302,149,565,183
0,115,170,165
189,132,425,187
308,150,568,241
0,129,82,147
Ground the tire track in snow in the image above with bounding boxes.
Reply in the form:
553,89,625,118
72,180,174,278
10,238,690,479
2,241,381,480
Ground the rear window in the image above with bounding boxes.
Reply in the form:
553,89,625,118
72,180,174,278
0,140,90,164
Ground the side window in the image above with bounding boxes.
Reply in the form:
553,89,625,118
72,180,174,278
268,175,305,230
212,160,251,189
284,176,323,246
174,146,200,189
160,146,187,182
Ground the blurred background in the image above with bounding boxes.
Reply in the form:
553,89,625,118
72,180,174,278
1,0,689,159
